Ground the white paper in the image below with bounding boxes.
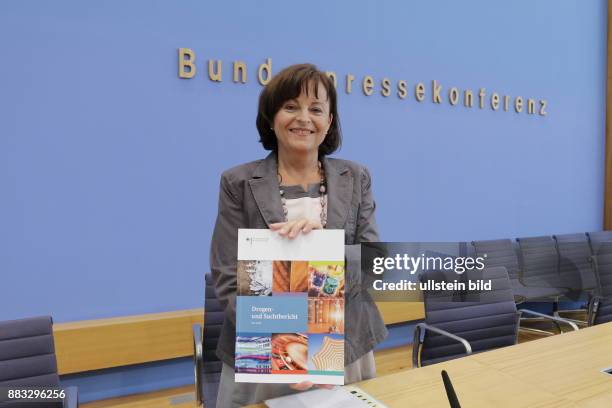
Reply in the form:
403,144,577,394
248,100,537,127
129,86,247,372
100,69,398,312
265,386,388,408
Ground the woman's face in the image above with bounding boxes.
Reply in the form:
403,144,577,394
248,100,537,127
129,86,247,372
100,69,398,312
272,81,333,157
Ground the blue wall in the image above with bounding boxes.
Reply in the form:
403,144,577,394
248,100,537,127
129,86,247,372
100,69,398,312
0,0,607,402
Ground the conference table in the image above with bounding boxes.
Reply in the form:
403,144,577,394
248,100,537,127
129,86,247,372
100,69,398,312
248,322,612,407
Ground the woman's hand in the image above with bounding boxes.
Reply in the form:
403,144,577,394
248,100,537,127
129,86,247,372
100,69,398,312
289,381,334,391
270,218,322,239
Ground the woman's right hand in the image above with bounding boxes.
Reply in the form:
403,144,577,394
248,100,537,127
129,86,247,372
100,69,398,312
270,218,323,239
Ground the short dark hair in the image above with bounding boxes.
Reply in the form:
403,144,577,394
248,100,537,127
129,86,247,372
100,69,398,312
256,63,341,156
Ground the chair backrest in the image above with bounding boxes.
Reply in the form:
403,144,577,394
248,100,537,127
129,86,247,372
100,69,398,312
516,236,559,286
0,316,60,388
472,239,520,280
201,273,224,408
594,253,612,298
554,233,597,293
419,266,519,367
587,231,612,256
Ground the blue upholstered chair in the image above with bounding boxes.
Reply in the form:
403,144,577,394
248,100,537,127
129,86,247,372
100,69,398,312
549,232,598,326
412,266,578,368
472,239,566,302
0,316,78,407
193,273,224,408
516,235,573,298
553,233,597,296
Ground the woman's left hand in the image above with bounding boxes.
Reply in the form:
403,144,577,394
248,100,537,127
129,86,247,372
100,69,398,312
270,218,322,239
289,381,334,391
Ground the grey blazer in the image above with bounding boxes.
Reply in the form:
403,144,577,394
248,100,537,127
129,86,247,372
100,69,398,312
210,152,388,367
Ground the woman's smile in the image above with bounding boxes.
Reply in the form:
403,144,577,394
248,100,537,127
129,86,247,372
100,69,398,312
289,127,315,136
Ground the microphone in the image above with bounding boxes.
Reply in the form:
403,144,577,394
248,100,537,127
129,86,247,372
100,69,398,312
441,370,461,408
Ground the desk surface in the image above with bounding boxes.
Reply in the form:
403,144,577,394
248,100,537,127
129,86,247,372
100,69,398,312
249,322,612,407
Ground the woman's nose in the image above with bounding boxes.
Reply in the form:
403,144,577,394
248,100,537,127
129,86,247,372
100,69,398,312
295,108,311,123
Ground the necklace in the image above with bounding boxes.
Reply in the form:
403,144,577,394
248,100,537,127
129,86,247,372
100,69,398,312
278,161,327,227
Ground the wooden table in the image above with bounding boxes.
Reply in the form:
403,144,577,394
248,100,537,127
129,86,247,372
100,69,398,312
249,322,612,407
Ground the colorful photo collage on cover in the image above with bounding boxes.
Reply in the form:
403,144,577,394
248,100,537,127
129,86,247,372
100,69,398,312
236,260,345,378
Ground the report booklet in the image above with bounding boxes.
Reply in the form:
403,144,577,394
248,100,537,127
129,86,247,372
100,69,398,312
235,229,346,385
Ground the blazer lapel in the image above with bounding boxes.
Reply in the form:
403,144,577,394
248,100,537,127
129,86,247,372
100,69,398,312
248,153,285,227
249,153,353,229
324,157,352,229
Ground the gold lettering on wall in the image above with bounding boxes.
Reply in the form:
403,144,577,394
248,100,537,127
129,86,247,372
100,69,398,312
464,89,473,107
258,58,273,85
432,80,442,103
491,93,500,110
515,96,523,113
539,100,548,116
478,88,486,109
326,72,337,88
449,88,459,105
233,61,247,83
381,78,391,97
346,74,355,94
178,48,196,78
175,49,549,118
363,76,374,96
527,98,535,114
397,80,407,99
415,83,425,102
208,60,222,82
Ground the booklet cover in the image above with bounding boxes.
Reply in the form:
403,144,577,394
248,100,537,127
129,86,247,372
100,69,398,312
235,229,346,385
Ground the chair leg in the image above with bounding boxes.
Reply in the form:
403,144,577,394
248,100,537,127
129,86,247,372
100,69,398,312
519,326,556,336
553,310,588,327
519,315,559,334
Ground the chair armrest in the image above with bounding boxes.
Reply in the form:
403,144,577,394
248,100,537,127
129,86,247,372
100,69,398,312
412,323,472,368
193,324,203,406
62,386,79,408
518,308,579,331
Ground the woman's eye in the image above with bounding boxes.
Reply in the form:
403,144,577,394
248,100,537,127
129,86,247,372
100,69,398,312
284,104,296,110
311,107,323,113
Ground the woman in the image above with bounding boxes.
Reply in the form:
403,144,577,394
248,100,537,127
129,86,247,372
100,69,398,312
210,63,388,407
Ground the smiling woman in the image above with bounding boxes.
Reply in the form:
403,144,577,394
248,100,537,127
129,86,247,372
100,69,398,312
256,64,341,159
271,87,331,159
210,63,387,407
